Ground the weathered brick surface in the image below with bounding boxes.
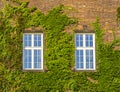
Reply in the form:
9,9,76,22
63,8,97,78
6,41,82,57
27,0,120,42
27,0,120,30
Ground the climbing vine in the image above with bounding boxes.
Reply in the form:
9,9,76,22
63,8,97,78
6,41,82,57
0,0,120,91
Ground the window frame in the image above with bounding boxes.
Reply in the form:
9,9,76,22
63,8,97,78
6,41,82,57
23,33,43,70
75,33,96,71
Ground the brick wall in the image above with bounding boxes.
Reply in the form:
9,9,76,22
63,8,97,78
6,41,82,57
28,0,120,31
27,0,120,42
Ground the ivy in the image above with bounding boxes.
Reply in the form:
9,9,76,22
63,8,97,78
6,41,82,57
0,0,120,92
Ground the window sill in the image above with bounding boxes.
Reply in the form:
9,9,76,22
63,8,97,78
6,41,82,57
22,69,47,72
71,67,97,72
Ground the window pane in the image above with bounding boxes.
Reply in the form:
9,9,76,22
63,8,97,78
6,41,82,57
34,35,37,40
86,35,89,40
90,63,93,68
90,35,93,40
24,34,32,47
76,50,84,69
79,35,83,47
86,34,93,47
34,34,41,47
80,63,83,68
24,35,27,40
38,40,41,46
86,50,94,69
38,35,41,40
23,50,32,69
75,34,83,47
90,41,93,47
28,35,31,40
76,35,79,47
86,63,89,69
34,50,41,68
34,41,37,46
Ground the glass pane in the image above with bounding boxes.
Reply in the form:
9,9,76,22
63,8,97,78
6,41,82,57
86,50,89,55
90,41,93,47
34,41,37,46
90,35,93,40
80,50,83,55
76,50,79,56
76,34,79,40
24,63,27,68
79,35,83,47
28,35,31,40
38,35,41,40
86,57,89,63
90,50,93,55
80,41,83,47
86,63,89,69
38,63,41,68
80,63,83,68
76,35,79,47
23,50,32,69
75,34,83,47
34,57,37,63
90,56,93,62
90,63,93,68
34,35,37,40
34,50,41,68
34,63,37,68
86,50,94,69
80,35,83,40
28,63,31,68
76,50,84,69
80,57,83,63
24,35,27,40
85,34,93,47
34,34,41,47
24,41,27,47
76,63,79,68
24,34,31,47
86,35,89,40
38,40,41,46
28,41,31,46
86,41,89,47
86,50,90,68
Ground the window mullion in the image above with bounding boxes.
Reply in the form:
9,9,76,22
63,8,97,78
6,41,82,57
32,34,34,69
83,34,85,70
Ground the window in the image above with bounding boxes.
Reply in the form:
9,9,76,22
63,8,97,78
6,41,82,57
23,33,43,70
75,33,95,70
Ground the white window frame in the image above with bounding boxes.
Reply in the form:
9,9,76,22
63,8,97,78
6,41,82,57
23,33,43,70
75,33,96,70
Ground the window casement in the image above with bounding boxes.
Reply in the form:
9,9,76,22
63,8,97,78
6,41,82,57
75,33,96,70
23,33,43,70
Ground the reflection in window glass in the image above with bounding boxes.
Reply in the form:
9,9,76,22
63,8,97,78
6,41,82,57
24,34,32,47
34,34,41,47
76,34,83,47
23,50,32,68
86,34,93,47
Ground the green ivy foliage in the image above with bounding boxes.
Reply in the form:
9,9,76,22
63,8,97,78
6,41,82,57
0,0,120,92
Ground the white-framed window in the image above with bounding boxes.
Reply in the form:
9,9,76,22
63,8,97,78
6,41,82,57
75,33,95,70
23,33,43,70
